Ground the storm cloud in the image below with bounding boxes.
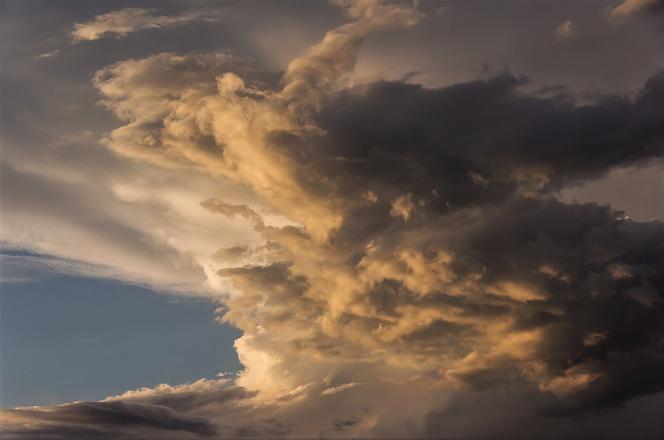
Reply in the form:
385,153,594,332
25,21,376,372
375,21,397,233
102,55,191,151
1,0,664,438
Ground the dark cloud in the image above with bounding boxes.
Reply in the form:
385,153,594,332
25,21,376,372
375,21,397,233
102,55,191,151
197,70,664,418
0,424,131,440
449,199,664,413
424,383,664,438
315,71,664,204
320,194,664,414
2,400,218,439
282,70,664,416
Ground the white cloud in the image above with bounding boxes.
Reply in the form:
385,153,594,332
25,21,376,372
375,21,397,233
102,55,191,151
0,156,260,296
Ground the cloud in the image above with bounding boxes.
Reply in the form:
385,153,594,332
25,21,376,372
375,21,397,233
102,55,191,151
608,0,664,22
71,8,220,42
0,249,129,283
315,72,664,198
201,199,265,228
71,0,664,427
89,16,664,424
0,400,218,439
0,372,442,438
91,0,421,241
3,0,664,437
33,49,60,59
103,377,256,413
0,160,235,294
390,193,416,221
321,382,365,396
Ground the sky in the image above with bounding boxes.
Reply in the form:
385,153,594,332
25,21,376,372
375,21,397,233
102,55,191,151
0,0,663,438
0,251,241,408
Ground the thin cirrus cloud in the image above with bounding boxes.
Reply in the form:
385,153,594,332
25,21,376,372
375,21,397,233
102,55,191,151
70,7,221,42
2,0,664,438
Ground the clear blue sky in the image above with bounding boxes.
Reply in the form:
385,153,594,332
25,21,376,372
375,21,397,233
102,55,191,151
0,270,241,408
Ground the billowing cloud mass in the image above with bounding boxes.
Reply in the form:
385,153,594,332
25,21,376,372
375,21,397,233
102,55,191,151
2,0,664,438
71,8,219,42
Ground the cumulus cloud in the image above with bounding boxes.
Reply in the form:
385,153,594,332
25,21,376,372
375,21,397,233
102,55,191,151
3,0,664,437
71,8,220,42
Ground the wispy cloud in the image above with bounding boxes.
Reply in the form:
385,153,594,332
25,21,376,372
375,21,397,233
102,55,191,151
71,8,220,42
0,251,123,283
33,49,60,59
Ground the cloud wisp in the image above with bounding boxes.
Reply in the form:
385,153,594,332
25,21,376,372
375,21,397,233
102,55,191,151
71,8,220,42
2,0,664,438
